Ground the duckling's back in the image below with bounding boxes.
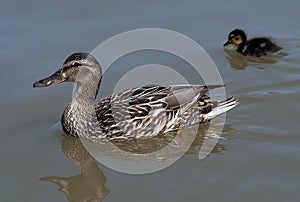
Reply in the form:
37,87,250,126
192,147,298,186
244,37,282,57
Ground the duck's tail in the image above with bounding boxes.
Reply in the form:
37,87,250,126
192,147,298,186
203,97,239,121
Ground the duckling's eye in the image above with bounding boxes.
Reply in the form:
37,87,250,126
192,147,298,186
235,37,240,40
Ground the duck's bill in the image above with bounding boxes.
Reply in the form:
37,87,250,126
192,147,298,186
223,40,231,46
33,69,66,88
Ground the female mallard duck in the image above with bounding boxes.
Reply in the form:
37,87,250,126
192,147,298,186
33,53,238,140
224,29,282,57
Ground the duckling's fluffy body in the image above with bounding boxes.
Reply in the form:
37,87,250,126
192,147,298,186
224,29,282,57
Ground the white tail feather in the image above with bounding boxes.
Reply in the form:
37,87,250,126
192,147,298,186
203,97,239,121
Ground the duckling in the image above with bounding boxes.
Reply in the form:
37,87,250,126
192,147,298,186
224,29,282,57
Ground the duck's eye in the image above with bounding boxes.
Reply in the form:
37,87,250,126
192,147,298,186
235,37,240,40
72,62,81,67
62,72,68,79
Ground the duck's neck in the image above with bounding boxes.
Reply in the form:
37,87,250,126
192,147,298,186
72,80,100,106
67,79,103,139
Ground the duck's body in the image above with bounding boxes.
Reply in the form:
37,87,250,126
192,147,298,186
224,29,282,57
62,84,236,140
33,53,238,140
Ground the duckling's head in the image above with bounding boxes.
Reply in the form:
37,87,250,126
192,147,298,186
33,53,102,88
224,29,247,49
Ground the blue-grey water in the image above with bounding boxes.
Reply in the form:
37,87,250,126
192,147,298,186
1,0,300,202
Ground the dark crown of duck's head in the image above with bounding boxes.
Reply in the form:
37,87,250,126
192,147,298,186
61,52,102,81
224,29,247,47
33,52,102,88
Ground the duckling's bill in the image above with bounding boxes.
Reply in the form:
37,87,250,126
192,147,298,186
223,40,231,46
33,69,66,88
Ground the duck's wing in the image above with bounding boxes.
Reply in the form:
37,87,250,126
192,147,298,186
164,84,224,109
95,85,223,139
179,96,238,128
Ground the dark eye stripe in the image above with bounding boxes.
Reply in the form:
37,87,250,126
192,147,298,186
62,62,81,72
72,62,81,67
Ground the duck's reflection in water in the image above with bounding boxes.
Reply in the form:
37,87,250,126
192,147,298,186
40,135,109,202
40,122,235,201
224,49,280,70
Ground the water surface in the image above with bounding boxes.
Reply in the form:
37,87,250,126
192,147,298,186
1,0,300,202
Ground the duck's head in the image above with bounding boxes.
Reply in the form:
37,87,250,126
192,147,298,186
224,29,247,48
33,52,102,88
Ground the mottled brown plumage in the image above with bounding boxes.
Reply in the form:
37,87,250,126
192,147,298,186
33,53,238,140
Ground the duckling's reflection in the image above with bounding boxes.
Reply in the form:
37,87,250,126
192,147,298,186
40,135,109,202
40,123,234,201
224,49,280,69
